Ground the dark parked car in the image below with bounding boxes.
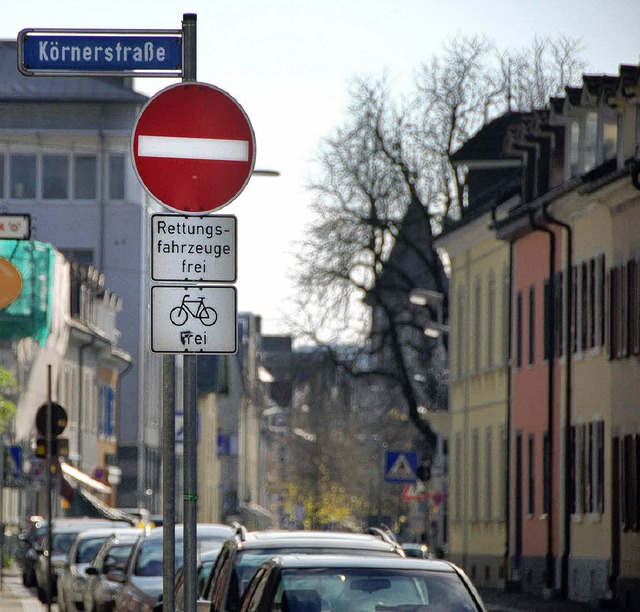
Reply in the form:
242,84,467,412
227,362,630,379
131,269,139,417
33,518,132,604
17,515,47,587
114,523,234,611
57,526,142,612
197,526,405,612
239,554,487,611
83,531,143,612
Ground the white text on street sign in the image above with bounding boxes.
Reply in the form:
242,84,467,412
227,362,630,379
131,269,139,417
150,285,237,354
151,214,237,282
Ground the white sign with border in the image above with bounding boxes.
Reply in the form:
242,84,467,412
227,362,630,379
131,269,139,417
151,214,236,282
151,285,237,354
0,214,30,240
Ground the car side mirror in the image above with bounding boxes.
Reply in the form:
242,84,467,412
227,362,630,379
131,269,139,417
85,566,99,576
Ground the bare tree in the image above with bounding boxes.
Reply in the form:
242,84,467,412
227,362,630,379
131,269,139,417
291,34,585,450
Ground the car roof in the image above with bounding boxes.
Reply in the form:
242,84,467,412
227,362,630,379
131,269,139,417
267,554,456,572
140,523,234,540
230,530,402,553
72,527,142,539
51,519,133,533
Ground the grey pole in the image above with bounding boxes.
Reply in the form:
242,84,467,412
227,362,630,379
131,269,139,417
181,13,199,612
161,354,176,611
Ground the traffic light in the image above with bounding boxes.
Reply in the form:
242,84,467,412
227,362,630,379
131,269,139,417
35,402,68,459
35,437,69,459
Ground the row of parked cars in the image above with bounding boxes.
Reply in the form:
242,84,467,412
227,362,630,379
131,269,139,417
17,516,486,611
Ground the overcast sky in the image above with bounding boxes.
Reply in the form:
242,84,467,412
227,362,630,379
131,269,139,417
3,1,640,334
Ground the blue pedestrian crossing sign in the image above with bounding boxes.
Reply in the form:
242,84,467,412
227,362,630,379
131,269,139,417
384,449,418,483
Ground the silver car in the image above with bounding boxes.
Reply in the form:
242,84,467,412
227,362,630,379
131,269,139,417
34,518,132,604
82,531,143,612
56,526,141,612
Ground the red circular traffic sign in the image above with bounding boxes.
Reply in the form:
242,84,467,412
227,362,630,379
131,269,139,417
131,82,256,213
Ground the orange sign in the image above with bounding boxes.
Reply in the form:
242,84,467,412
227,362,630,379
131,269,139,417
0,257,22,309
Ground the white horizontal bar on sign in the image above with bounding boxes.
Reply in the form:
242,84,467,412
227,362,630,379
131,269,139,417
138,135,249,162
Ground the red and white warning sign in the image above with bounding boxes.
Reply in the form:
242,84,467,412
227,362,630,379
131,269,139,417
131,82,256,214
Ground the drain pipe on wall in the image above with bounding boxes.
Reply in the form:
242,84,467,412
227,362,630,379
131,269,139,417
527,209,556,594
542,204,573,600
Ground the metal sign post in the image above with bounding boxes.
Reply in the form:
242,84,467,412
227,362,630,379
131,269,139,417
179,14,198,612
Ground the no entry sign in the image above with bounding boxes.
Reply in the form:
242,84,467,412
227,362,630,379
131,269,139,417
132,82,256,213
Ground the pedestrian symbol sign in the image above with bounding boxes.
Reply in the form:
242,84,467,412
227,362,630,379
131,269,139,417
384,450,418,483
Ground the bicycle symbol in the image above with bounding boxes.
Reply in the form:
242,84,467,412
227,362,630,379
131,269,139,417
170,294,218,327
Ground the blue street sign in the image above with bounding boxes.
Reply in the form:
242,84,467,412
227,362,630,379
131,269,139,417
384,449,418,483
18,29,182,77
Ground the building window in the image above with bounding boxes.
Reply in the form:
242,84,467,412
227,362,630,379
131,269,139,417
474,278,482,373
75,155,97,200
621,434,639,531
544,279,552,360
109,154,125,200
587,420,605,514
99,385,116,437
0,154,4,197
502,266,510,366
528,434,535,515
528,285,535,365
454,432,463,521
487,272,495,370
485,428,493,520
569,120,580,178
543,432,550,514
455,289,465,379
43,154,69,199
499,426,508,520
516,291,523,369
583,111,598,172
10,154,36,198
472,429,480,520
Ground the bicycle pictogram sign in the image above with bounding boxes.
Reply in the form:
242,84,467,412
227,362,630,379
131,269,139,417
169,294,218,326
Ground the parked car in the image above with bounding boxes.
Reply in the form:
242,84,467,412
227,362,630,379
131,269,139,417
238,554,487,611
17,515,47,587
83,531,143,612
197,526,405,612
34,518,132,604
56,526,142,612
165,546,225,612
114,523,234,611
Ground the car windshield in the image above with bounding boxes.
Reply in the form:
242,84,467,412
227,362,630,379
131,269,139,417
134,539,167,576
76,537,108,563
134,531,227,577
104,543,135,571
230,547,396,607
274,567,478,611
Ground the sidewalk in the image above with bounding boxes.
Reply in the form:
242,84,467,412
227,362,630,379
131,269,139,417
479,587,617,611
0,566,55,612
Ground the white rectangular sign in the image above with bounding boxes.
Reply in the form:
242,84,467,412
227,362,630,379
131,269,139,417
0,214,30,240
150,285,237,354
151,214,236,282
